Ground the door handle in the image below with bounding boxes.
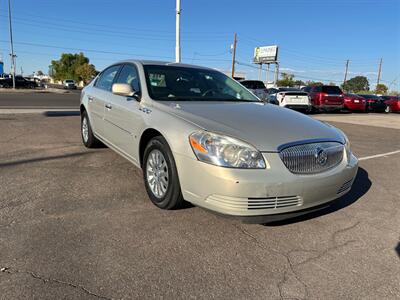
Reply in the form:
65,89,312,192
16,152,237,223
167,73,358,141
88,96,94,102
105,103,112,110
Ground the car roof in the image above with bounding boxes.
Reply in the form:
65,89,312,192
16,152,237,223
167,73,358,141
240,80,263,83
114,59,214,71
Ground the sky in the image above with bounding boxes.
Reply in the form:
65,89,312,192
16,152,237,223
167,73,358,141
0,0,399,90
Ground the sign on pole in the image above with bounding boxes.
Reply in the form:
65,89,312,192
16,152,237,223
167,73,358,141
253,45,279,64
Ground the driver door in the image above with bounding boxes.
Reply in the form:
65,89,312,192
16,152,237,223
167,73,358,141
103,63,143,163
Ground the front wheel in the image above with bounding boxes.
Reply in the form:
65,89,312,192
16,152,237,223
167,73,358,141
81,111,100,148
143,136,185,210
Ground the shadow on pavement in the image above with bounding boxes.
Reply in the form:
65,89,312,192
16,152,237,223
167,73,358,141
264,167,371,226
43,111,80,117
396,242,400,259
0,151,94,168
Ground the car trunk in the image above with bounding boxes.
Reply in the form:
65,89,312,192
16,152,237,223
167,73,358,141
280,91,309,104
320,86,343,105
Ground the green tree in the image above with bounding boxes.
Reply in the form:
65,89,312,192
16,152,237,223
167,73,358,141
294,79,305,87
76,63,97,83
50,53,95,81
276,73,296,87
305,81,324,86
342,76,369,93
375,83,388,95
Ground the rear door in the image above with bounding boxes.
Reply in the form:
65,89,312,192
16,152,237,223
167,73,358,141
103,63,143,162
321,86,344,105
89,65,121,138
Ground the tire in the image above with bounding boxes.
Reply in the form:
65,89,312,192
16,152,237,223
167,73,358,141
81,111,100,148
143,136,185,210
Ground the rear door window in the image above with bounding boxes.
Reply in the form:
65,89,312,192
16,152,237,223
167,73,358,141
321,86,342,95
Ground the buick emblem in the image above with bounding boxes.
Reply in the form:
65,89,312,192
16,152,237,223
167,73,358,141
315,147,328,166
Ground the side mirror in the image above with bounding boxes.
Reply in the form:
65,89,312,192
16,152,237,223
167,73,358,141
112,83,135,97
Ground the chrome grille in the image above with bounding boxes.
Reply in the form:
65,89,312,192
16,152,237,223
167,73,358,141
279,142,344,174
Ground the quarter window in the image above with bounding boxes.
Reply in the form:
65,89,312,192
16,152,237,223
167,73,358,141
95,65,120,91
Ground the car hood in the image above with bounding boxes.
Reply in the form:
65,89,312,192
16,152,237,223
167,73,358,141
157,101,344,152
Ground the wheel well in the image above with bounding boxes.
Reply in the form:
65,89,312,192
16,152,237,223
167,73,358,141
80,104,86,115
139,128,163,167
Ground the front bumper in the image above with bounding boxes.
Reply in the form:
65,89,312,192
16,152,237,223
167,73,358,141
174,151,358,219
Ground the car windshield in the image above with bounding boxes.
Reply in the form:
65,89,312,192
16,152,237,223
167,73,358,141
321,86,342,94
240,80,266,89
278,87,300,92
143,65,260,102
65,80,74,83
359,94,379,100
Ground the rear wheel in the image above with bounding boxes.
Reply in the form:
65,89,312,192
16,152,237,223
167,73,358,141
143,136,184,210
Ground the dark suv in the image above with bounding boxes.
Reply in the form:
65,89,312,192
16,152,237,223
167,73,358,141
302,85,344,112
0,76,36,89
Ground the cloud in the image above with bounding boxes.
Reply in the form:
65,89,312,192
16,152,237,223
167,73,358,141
280,67,306,73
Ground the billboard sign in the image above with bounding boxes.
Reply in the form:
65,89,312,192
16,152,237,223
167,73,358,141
253,45,278,63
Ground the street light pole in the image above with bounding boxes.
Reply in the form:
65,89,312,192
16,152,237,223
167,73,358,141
175,0,181,63
8,0,16,89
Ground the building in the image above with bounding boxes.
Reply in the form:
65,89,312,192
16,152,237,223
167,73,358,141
0,57,4,75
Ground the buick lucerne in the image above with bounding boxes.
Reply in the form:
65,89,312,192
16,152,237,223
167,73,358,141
80,60,358,222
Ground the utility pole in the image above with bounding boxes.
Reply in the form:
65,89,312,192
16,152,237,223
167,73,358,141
266,63,270,87
8,0,16,89
231,32,237,78
343,59,349,89
175,0,181,63
274,62,280,86
376,58,383,86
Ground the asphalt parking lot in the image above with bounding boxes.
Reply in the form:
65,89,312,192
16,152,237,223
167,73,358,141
0,90,80,109
0,105,399,298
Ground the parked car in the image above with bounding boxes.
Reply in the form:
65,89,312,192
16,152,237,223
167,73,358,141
306,85,344,112
80,60,358,223
381,96,400,113
63,79,77,89
265,88,279,105
271,87,311,112
358,94,387,112
239,80,268,101
343,94,366,112
0,75,36,88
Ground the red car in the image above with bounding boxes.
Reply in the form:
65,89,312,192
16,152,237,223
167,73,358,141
344,94,367,112
303,85,344,112
381,96,400,112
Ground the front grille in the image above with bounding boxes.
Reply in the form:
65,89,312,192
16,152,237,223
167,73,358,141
337,178,353,194
279,142,344,174
206,195,302,211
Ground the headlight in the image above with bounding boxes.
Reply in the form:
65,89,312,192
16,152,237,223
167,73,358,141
344,134,352,162
189,131,265,169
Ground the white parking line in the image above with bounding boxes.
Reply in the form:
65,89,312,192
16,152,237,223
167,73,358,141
359,150,400,161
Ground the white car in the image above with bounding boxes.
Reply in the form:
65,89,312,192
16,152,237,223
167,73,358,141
274,87,311,112
63,79,77,89
239,80,268,101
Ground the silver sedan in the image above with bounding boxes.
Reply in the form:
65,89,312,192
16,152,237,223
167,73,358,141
80,60,358,223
